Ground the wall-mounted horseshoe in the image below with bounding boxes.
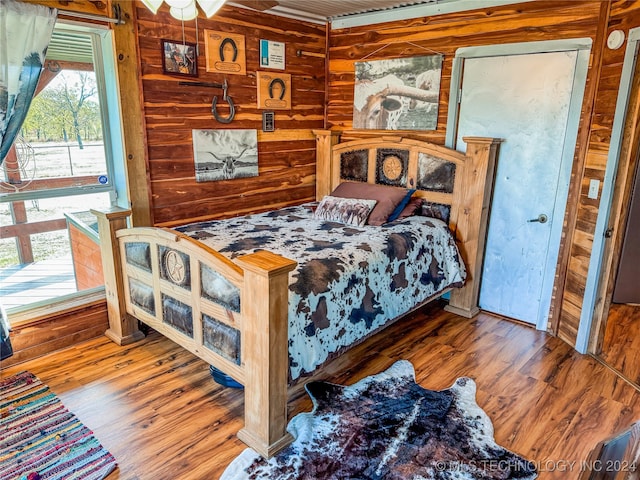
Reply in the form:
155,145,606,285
219,37,238,62
179,79,236,123
268,77,286,100
212,95,235,123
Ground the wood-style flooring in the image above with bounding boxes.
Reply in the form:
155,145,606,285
3,301,640,480
599,303,640,387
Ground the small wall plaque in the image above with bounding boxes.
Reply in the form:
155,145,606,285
257,71,291,110
204,30,246,75
260,39,285,70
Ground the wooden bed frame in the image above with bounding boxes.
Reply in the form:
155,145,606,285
92,131,500,458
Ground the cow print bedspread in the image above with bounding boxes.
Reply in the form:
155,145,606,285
176,205,466,380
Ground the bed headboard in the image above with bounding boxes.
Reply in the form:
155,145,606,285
313,130,501,318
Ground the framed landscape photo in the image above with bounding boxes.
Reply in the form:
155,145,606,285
162,39,197,77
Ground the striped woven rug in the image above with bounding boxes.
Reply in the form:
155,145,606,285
0,371,117,480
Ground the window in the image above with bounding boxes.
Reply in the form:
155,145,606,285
0,22,127,319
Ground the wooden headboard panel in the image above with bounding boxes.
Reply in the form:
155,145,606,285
313,130,501,318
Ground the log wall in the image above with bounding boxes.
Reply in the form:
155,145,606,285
325,0,640,347
2,300,109,367
135,4,327,226
559,1,640,346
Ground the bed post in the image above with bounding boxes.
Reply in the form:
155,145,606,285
314,129,341,200
445,137,501,318
91,207,145,345
235,250,297,458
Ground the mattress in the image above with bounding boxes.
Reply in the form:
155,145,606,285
177,204,466,380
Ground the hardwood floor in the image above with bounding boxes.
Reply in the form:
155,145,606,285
3,301,640,480
599,303,640,387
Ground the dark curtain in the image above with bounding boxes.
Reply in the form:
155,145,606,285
0,303,11,360
0,0,57,164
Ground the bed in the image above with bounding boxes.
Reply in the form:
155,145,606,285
92,131,500,458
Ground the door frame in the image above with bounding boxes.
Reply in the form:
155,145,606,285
578,27,640,354
445,38,592,331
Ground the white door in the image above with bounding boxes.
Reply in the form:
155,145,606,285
453,50,581,327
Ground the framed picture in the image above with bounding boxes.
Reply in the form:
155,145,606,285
192,129,258,182
162,39,197,77
353,55,442,130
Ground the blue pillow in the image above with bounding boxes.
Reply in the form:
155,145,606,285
387,189,416,222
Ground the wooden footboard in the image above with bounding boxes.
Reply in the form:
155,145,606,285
92,208,297,458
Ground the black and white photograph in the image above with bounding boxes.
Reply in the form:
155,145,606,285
192,129,258,182
353,55,442,131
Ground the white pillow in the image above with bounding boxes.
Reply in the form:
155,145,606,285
313,195,377,227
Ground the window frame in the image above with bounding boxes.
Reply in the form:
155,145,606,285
0,22,125,205
2,20,127,322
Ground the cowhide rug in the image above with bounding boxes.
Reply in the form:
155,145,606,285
220,360,537,480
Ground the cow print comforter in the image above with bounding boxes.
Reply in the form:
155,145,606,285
176,205,466,380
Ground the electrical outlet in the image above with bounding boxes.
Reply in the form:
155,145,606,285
588,179,600,199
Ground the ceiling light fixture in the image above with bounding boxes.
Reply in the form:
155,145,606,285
141,0,225,19
169,2,198,20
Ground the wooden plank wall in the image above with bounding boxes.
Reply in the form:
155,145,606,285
558,2,640,345
325,0,638,347
68,223,104,291
2,300,109,367
135,4,327,227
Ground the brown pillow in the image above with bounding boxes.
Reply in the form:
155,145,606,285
420,201,451,224
396,196,423,219
330,182,412,226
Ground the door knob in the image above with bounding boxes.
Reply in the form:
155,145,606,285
528,214,548,224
